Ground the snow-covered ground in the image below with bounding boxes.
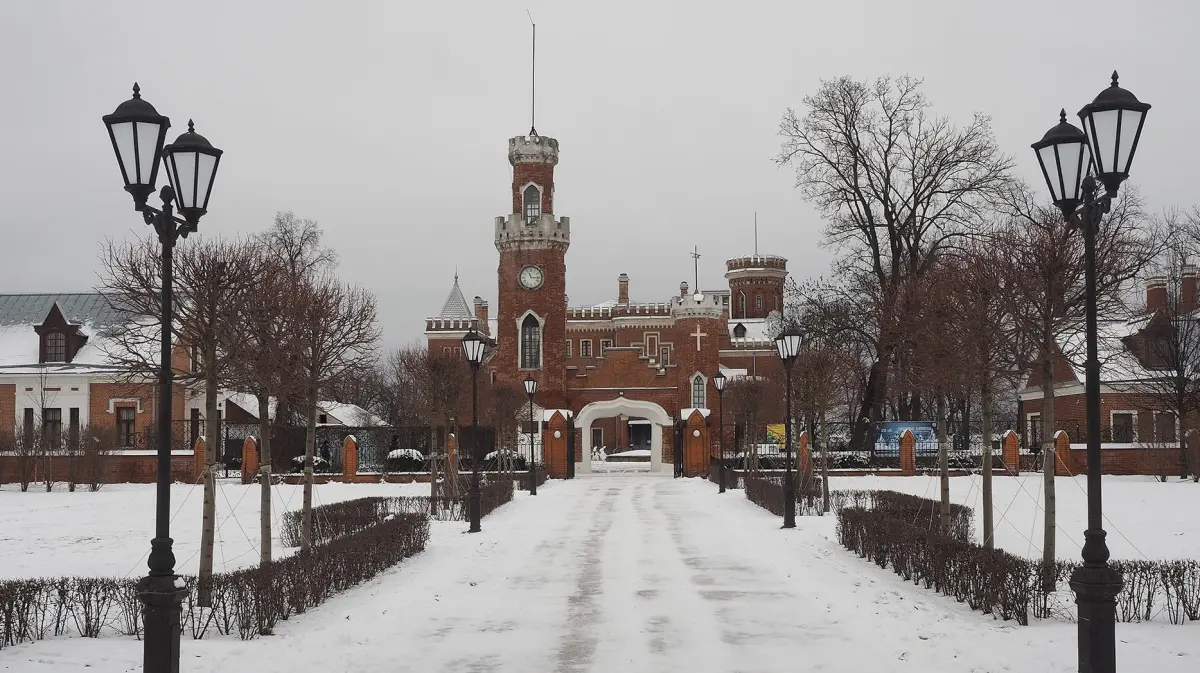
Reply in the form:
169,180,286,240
826,474,1200,561
2,474,1194,672
0,480,432,578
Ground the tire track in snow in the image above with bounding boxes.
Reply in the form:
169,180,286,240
553,482,619,673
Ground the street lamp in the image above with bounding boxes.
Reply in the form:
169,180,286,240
461,329,487,533
1031,71,1149,673
774,326,802,529
102,83,222,673
524,374,538,495
713,369,727,493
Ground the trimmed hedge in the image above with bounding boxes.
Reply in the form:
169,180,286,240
0,512,429,648
743,473,823,516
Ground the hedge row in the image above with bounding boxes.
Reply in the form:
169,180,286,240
838,506,1033,624
518,467,549,492
0,512,429,648
836,506,1200,626
743,473,823,516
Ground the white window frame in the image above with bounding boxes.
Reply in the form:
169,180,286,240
517,310,544,371
580,339,592,358
644,333,659,359
755,294,763,311
660,345,670,367
599,339,613,357
565,339,572,359
1109,409,1138,443
690,372,707,409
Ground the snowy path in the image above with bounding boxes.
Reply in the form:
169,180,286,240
3,475,1195,672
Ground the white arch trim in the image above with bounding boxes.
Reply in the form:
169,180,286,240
576,397,672,474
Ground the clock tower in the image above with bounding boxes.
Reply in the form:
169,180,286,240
493,133,570,406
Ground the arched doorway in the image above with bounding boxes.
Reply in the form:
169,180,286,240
576,397,673,473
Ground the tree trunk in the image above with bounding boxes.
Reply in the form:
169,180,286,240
981,384,994,549
430,423,441,516
300,386,318,553
258,393,273,564
1041,351,1057,592
820,409,830,514
850,354,889,451
198,366,220,606
937,392,950,535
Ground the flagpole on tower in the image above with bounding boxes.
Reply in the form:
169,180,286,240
754,211,758,255
527,10,537,137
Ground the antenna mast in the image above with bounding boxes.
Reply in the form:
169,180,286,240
754,211,758,255
528,11,537,136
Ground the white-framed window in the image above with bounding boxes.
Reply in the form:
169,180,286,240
523,184,541,225
1155,411,1177,443
1110,410,1137,443
660,346,670,367
690,373,706,409
1026,412,1042,447
738,291,746,318
520,312,542,370
600,339,612,356
565,339,572,359
755,295,763,311
645,333,658,358
580,339,592,357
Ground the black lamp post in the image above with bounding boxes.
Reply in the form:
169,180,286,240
102,83,222,673
774,327,802,529
713,370,727,493
461,329,487,533
1031,71,1149,673
524,374,538,495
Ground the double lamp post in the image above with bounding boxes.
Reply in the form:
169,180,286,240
1031,72,1150,673
101,84,223,673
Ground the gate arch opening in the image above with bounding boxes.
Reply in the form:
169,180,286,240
576,398,672,473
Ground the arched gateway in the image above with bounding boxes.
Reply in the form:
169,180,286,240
576,397,673,474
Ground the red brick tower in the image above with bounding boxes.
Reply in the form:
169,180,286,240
726,255,788,320
493,133,570,406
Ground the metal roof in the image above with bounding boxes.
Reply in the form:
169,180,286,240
0,293,124,327
438,276,473,319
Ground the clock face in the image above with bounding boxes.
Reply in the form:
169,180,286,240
519,265,544,290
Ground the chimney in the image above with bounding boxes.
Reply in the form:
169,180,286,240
474,296,490,336
1182,265,1198,313
618,273,630,305
1146,277,1168,312
680,281,689,298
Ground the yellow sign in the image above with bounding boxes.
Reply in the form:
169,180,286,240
766,424,786,444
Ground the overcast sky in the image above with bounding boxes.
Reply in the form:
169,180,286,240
2,0,1197,349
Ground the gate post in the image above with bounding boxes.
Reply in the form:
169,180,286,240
192,437,205,482
241,437,258,485
342,435,358,482
1002,429,1020,475
899,430,916,475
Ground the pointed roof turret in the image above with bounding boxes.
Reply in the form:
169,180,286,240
438,273,473,319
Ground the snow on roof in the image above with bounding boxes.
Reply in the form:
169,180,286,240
224,392,278,420
680,407,711,418
318,402,389,427
0,293,124,327
719,364,748,378
438,276,473,319
727,317,778,345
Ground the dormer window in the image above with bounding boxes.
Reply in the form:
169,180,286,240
523,184,541,225
45,332,66,362
733,323,747,339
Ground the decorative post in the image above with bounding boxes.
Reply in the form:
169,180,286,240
342,435,358,482
240,437,258,485
193,437,205,483
899,430,916,476
1002,429,1020,475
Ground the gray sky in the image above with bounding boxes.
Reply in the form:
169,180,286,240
2,0,1197,349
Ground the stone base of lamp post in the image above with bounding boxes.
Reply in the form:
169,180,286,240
137,556,187,672
1069,560,1123,672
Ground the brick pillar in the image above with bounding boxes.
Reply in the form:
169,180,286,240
1051,427,1070,475
1002,429,1019,475
1189,430,1200,479
241,437,258,485
342,435,358,481
193,437,205,482
544,411,569,478
447,433,458,475
899,430,916,475
798,430,811,475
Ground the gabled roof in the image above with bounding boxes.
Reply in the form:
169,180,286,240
0,293,123,327
438,275,473,319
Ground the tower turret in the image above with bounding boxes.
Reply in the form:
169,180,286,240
725,254,788,319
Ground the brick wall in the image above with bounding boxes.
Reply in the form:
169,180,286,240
0,384,14,433
0,453,195,485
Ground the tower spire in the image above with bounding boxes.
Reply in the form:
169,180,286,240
527,10,537,137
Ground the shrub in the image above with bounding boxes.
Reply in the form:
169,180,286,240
384,452,428,473
0,512,430,648
479,478,515,518
517,464,549,492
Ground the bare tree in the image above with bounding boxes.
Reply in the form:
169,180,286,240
100,233,262,604
777,75,1014,451
295,276,379,551
998,185,1157,585
389,344,469,502
724,374,782,474
486,383,524,474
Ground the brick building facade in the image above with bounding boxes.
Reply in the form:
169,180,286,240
425,131,787,475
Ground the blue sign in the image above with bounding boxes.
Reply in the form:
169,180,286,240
874,421,938,456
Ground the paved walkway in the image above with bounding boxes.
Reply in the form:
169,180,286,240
7,475,1194,673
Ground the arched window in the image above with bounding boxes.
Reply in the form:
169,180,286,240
523,184,541,225
45,332,66,362
690,374,706,409
521,313,541,369
738,291,746,318
755,295,763,311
